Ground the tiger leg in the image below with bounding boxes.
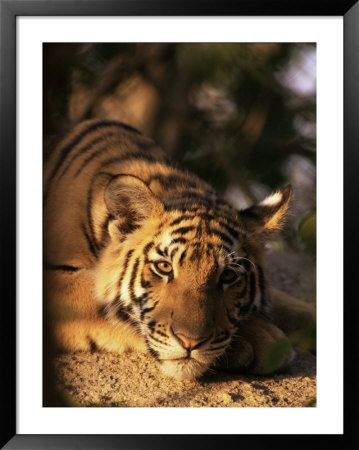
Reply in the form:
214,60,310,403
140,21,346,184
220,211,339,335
217,317,294,375
269,286,316,340
217,288,316,374
44,269,147,354
52,318,147,353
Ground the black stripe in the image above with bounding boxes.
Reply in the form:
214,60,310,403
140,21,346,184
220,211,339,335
74,141,114,178
129,258,140,303
147,173,199,190
116,307,130,322
44,264,80,272
167,271,174,283
233,257,251,272
169,215,195,226
177,190,215,201
172,237,187,245
155,246,166,257
197,212,240,232
148,334,167,346
165,202,237,216
149,267,162,279
195,223,203,238
209,228,234,246
115,303,134,322
169,246,179,259
164,196,214,211
86,180,99,253
178,249,187,265
199,213,214,234
45,120,139,203
218,221,240,240
99,152,161,172
57,133,112,182
81,223,98,258
118,249,134,286
141,273,152,289
143,241,154,256
148,347,160,360
170,226,196,236
145,337,162,359
156,329,168,338
140,302,158,321
164,204,206,213
190,246,201,262
134,293,148,308
98,214,114,249
170,213,239,237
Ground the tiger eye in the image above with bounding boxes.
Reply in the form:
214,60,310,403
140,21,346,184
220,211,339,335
154,261,173,275
219,269,238,285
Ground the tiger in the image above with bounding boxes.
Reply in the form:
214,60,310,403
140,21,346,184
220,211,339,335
44,119,315,381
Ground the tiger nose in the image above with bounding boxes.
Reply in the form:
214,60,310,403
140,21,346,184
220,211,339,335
175,333,208,350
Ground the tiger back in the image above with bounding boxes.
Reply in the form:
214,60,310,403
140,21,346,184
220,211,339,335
44,119,314,380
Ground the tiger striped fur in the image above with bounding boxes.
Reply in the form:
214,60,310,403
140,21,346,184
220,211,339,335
44,119,314,380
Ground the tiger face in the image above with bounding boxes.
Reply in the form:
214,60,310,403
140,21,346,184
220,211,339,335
95,174,292,380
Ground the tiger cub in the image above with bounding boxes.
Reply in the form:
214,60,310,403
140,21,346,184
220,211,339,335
44,119,315,380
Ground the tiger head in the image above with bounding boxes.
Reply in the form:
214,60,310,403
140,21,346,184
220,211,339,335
95,175,292,380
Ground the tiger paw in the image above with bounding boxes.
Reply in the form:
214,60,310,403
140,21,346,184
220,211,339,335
217,318,295,375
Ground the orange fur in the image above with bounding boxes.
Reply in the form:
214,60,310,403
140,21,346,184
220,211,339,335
44,119,315,379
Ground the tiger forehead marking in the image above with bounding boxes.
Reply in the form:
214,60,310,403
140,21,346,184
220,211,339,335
44,119,293,380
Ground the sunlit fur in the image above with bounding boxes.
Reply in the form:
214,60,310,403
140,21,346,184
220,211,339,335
44,119,313,380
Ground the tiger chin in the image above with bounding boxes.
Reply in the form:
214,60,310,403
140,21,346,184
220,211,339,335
44,119,315,381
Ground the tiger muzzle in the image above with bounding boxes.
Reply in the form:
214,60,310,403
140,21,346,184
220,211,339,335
170,290,215,350
173,332,210,351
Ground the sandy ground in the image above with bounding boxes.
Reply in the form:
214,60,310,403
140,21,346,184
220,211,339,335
54,248,316,408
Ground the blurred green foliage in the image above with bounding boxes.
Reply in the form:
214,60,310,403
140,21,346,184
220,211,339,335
262,337,293,374
298,210,317,258
262,321,316,375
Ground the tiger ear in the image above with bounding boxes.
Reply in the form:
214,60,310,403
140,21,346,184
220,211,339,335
104,175,164,235
240,185,293,238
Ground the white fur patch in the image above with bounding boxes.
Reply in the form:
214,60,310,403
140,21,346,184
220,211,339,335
160,359,209,381
259,191,282,207
160,231,175,249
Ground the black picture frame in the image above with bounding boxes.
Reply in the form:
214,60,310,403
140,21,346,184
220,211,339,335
1,0,357,448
